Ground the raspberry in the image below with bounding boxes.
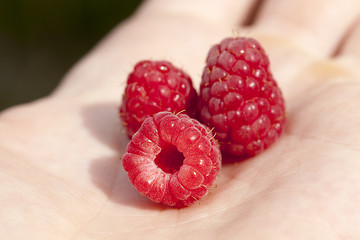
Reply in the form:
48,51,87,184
198,37,286,158
120,60,198,137
122,112,221,207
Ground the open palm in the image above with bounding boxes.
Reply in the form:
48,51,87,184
1,0,360,239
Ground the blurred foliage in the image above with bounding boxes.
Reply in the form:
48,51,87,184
0,0,143,110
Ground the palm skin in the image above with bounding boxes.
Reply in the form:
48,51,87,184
1,0,360,239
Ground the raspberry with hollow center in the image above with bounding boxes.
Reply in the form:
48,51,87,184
120,60,198,138
122,112,221,207
198,37,286,158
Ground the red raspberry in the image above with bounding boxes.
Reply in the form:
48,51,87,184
122,112,221,207
120,60,198,138
198,37,286,158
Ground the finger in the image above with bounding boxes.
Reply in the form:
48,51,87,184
56,0,257,97
141,0,257,28
253,0,360,56
245,0,360,103
333,19,360,77
338,19,360,58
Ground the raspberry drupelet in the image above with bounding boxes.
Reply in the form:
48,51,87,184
120,60,198,138
198,37,286,158
122,112,221,207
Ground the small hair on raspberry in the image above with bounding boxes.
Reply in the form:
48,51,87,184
122,111,222,207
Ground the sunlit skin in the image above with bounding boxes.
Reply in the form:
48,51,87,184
1,0,360,239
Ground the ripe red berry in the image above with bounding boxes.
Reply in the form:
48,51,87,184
122,112,221,207
198,37,286,158
120,60,198,138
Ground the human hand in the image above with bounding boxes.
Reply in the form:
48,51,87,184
1,0,360,239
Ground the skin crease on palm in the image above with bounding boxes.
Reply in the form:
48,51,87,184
1,0,360,239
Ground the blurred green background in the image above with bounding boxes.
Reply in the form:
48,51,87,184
0,0,143,111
